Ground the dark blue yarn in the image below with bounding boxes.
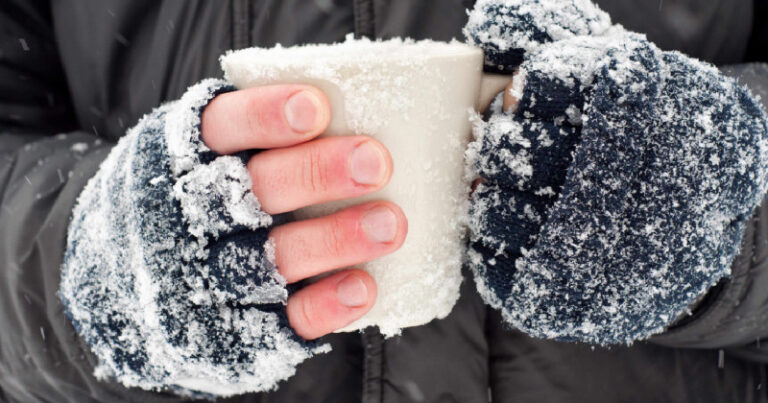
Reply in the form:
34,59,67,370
464,0,611,73
471,3,551,72
465,3,768,345
60,79,319,395
469,74,582,306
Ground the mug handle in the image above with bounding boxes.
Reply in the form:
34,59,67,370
477,73,513,111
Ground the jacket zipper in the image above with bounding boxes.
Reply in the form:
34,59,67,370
232,0,250,49
234,1,382,401
362,328,384,403
353,6,381,401
353,0,375,39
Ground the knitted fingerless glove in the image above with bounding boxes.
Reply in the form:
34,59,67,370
464,0,768,344
59,79,327,397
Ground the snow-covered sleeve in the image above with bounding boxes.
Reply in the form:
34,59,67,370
464,0,768,345
58,79,328,398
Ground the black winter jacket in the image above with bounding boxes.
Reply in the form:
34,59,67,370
1,1,768,402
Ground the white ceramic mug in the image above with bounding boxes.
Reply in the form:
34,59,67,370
221,35,508,336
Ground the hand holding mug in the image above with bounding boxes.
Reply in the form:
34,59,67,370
201,84,408,339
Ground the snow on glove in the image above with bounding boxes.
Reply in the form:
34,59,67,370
59,79,328,397
464,1,768,345
464,0,612,72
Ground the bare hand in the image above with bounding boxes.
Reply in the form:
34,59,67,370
201,85,408,339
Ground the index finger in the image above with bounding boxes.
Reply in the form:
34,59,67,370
201,84,331,154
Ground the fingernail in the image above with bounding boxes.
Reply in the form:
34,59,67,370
285,91,320,133
361,205,397,243
337,275,369,307
349,141,385,185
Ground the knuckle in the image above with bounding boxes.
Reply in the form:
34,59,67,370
247,153,292,214
245,95,268,137
284,235,312,280
301,146,330,194
298,294,319,337
200,97,225,149
247,156,270,197
246,156,261,187
323,215,348,258
200,97,218,130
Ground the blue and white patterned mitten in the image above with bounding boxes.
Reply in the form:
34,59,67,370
59,79,328,397
464,0,768,344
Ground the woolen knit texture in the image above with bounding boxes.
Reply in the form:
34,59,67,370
59,79,323,397
465,0,768,345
